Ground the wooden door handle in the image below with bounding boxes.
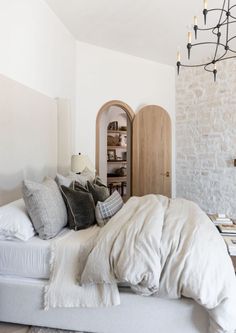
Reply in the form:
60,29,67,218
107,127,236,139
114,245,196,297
160,171,170,177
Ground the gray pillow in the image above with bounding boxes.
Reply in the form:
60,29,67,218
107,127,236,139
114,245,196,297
60,185,95,230
87,181,110,205
22,177,67,240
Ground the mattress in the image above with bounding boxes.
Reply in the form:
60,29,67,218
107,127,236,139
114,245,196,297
0,275,209,333
0,228,70,279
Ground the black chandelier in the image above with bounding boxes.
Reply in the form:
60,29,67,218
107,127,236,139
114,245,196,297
177,0,236,81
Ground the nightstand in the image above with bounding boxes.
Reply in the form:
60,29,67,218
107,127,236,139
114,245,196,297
208,215,236,272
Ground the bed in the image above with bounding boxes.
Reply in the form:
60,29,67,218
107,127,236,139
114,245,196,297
0,195,235,333
0,224,209,333
0,74,235,333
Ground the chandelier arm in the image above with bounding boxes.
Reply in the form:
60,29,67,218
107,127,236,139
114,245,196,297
217,55,236,61
219,0,227,24
217,19,236,26
207,8,228,14
229,3,236,18
228,47,236,53
198,26,222,32
198,17,228,32
216,49,228,61
229,3,236,10
213,41,220,61
204,64,213,73
178,61,212,68
211,20,236,38
191,41,227,49
228,35,236,43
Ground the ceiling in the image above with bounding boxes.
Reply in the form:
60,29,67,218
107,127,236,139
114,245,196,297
45,0,236,67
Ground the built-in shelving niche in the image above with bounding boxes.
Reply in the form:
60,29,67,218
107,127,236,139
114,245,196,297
96,101,134,201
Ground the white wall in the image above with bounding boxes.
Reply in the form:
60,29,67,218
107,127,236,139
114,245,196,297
0,74,57,205
0,0,76,112
76,41,176,195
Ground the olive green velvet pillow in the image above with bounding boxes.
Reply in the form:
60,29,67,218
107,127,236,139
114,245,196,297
60,185,95,230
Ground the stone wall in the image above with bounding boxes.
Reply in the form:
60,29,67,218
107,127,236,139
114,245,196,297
176,59,236,217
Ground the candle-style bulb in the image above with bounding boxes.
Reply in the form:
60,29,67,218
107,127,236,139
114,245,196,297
188,31,192,44
177,50,181,62
204,0,208,10
194,16,198,26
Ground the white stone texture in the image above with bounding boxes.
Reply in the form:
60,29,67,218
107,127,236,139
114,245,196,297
176,59,236,217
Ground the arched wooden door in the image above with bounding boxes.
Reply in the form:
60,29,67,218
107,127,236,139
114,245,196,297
132,105,171,197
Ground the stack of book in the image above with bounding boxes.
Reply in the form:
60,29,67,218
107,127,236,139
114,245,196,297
208,214,233,225
223,236,236,256
218,224,236,236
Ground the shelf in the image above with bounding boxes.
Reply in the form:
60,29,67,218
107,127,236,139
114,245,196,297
107,130,127,134
107,160,127,163
107,146,127,149
107,176,127,183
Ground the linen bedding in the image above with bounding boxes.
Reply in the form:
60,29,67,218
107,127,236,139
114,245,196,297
45,194,236,333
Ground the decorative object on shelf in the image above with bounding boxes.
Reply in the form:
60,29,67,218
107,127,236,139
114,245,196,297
122,151,127,161
71,153,95,174
107,121,118,130
107,149,116,161
176,0,236,81
119,126,127,131
119,133,127,147
107,134,119,146
115,166,127,176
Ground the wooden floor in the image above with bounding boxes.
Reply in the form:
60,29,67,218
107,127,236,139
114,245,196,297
0,323,30,333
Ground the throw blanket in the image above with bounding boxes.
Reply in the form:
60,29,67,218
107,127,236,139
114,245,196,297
45,195,236,333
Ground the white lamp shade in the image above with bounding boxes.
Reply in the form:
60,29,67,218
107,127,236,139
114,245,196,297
71,154,95,173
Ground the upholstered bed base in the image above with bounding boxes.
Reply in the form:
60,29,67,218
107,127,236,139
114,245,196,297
0,276,208,333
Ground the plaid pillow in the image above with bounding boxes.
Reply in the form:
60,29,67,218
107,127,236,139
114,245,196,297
95,191,123,227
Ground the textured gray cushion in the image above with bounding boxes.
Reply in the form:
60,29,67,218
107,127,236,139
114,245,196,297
87,181,110,205
60,185,95,230
22,177,67,240
95,190,123,227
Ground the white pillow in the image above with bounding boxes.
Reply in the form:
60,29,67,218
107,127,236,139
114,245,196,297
95,191,124,227
0,199,35,241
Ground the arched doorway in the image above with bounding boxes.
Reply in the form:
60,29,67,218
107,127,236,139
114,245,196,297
96,100,135,200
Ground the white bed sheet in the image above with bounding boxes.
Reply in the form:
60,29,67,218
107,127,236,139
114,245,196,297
0,228,70,279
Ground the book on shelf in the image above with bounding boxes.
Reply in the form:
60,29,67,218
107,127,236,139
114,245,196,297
208,214,233,225
218,224,236,235
223,236,236,255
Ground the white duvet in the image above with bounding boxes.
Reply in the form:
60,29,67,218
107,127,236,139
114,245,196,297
45,195,236,333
